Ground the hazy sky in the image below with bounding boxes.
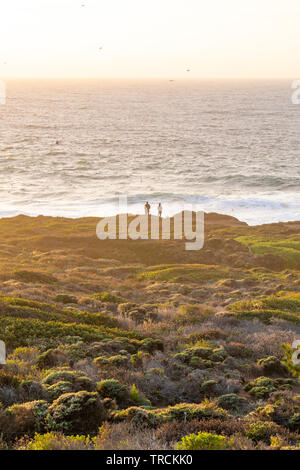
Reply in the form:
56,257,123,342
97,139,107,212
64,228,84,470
0,0,299,78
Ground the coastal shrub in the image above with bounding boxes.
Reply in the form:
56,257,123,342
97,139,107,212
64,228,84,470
0,371,21,389
91,338,139,355
252,393,300,429
245,421,277,444
43,369,94,392
25,432,92,450
156,401,228,422
94,356,110,366
136,265,233,284
210,347,227,362
45,381,74,401
130,351,150,368
13,270,57,284
244,377,293,398
216,394,247,412
0,317,106,349
117,302,136,316
113,407,160,428
288,413,300,431
46,391,105,434
184,330,227,343
175,431,229,450
18,380,47,402
257,356,288,376
200,380,218,394
54,294,77,305
11,347,39,362
127,308,149,324
229,299,300,326
139,338,164,353
1,297,56,312
97,379,129,406
107,354,129,367
35,348,67,369
36,350,63,369
174,305,209,325
125,305,158,324
94,354,129,368
93,292,123,304
155,418,247,445
5,400,49,434
130,384,151,407
174,343,224,368
225,342,252,358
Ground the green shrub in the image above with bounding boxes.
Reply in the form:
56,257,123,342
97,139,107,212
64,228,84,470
35,349,67,369
93,292,123,303
43,369,94,392
175,431,229,450
130,351,150,367
217,394,247,411
0,371,21,389
13,270,57,284
46,381,74,401
26,432,92,450
127,308,148,324
11,347,39,362
117,302,136,315
289,413,300,430
54,294,77,305
245,420,276,444
130,384,151,406
97,379,129,405
6,400,49,434
94,356,110,366
200,380,218,394
257,356,288,375
156,401,228,422
94,354,129,368
109,355,129,367
174,343,223,369
0,317,106,349
46,391,105,434
174,305,211,325
244,377,293,398
113,407,159,427
139,338,163,353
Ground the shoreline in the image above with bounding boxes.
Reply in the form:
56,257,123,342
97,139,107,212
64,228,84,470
1,211,300,228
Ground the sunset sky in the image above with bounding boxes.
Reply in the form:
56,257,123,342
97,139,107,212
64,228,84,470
0,0,299,78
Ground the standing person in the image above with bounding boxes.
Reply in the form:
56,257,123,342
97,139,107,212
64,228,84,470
145,202,150,215
158,203,162,218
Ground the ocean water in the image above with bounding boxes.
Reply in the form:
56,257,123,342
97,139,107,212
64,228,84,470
0,79,299,225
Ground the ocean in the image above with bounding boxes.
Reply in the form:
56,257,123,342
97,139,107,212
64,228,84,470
0,78,299,225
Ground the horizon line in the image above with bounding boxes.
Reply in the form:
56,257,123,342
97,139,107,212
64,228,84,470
0,76,298,81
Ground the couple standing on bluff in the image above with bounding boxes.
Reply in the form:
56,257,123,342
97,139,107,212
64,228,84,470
145,202,162,217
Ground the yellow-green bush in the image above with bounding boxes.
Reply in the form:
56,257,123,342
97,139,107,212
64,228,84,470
25,432,92,450
175,431,229,450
